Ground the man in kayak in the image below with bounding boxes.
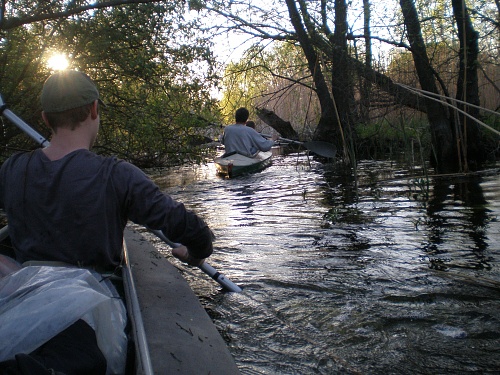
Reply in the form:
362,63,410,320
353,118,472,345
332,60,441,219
1,70,212,270
220,107,276,157
0,70,214,374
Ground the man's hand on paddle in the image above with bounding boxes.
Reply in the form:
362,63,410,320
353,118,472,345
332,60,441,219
172,245,205,267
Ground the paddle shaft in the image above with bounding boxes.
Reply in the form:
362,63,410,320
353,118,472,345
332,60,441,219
279,136,305,145
149,229,242,293
0,97,242,293
262,133,337,158
261,133,302,145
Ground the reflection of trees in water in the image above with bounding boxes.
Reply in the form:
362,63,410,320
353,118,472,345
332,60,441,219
320,161,497,271
425,176,493,270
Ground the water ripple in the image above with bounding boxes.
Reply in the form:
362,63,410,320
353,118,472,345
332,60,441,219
147,158,500,374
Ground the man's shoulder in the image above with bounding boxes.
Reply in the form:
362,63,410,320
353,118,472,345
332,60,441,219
1,150,35,169
225,123,246,132
67,151,141,178
75,150,122,165
99,154,145,177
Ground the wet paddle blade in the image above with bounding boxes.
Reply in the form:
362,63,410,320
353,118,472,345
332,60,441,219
303,141,337,158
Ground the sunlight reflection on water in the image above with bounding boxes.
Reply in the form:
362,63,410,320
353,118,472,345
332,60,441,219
145,155,500,374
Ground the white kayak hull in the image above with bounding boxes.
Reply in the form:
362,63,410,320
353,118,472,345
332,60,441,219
214,151,272,178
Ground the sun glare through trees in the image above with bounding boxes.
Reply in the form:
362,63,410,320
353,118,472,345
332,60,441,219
47,53,69,71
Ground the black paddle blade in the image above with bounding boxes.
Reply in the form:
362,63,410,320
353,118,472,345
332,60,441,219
303,141,337,158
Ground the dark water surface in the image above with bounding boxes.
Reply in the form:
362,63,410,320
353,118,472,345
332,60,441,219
138,152,500,374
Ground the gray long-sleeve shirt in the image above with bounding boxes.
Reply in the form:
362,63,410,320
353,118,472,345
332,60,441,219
0,149,212,268
220,124,274,157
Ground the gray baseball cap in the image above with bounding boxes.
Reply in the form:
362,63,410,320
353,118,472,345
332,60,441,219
41,70,105,113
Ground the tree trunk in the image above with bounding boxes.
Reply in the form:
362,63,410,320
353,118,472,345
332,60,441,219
327,0,356,145
399,0,457,173
452,0,485,170
360,0,372,124
285,0,341,145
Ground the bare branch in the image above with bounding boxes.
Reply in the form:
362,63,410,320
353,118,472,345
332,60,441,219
349,33,411,50
0,0,164,30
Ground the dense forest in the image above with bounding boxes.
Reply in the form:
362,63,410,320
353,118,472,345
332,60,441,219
0,0,498,172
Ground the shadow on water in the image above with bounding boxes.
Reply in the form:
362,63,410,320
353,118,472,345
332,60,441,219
143,154,500,374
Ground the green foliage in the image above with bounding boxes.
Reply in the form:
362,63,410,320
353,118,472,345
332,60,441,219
218,44,274,124
355,116,432,162
0,25,53,154
219,42,319,135
0,1,221,166
188,0,206,12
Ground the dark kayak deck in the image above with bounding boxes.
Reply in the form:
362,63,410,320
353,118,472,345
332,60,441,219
124,229,240,374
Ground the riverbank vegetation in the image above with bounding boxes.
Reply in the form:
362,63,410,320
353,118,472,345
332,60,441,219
216,0,499,173
0,0,498,172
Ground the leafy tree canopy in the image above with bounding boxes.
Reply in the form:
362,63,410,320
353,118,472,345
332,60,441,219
0,0,222,166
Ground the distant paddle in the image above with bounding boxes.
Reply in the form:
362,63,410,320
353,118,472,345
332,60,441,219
149,229,243,293
262,134,337,158
302,141,338,159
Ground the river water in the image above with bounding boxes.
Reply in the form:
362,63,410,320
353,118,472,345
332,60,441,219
138,150,500,374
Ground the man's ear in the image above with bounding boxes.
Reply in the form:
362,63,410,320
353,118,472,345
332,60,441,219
41,111,50,126
90,100,99,120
